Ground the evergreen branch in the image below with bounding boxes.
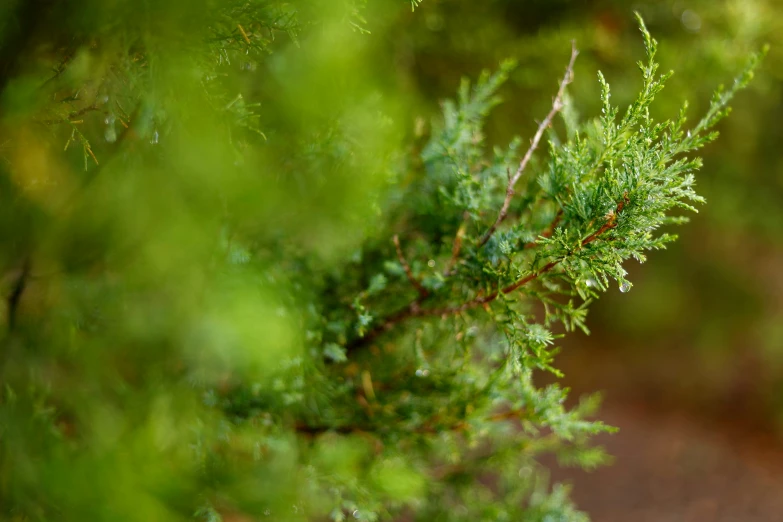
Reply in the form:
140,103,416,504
5,257,30,333
237,24,251,45
294,407,527,438
345,299,425,352
40,48,77,89
524,210,563,250
477,42,578,247
295,423,362,436
580,193,627,245
346,197,625,353
443,214,468,276
38,104,101,125
393,235,429,298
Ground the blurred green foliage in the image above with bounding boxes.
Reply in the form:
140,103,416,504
388,0,783,428
0,0,773,521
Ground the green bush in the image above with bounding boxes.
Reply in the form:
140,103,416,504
0,1,760,520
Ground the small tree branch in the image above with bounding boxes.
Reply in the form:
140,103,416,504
295,423,364,436
580,193,628,246
346,196,626,355
295,407,526,438
393,235,429,299
443,215,467,276
6,257,30,332
477,42,578,248
38,104,101,126
523,210,563,250
237,24,252,45
345,47,580,356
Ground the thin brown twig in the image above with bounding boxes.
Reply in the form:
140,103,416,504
393,235,429,299
295,423,362,436
237,24,251,45
85,143,99,165
38,104,100,125
6,257,30,332
427,197,626,313
443,216,468,276
66,104,100,120
486,407,527,423
477,42,578,248
581,195,627,245
40,48,77,89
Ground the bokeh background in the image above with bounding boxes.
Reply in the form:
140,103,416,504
371,0,783,519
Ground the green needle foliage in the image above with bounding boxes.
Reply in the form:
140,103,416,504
0,2,760,521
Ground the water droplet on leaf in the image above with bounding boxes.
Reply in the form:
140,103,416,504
619,281,631,293
415,368,430,378
352,510,361,519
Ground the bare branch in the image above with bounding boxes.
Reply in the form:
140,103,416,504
477,42,578,247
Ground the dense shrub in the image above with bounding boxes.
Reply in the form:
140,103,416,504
0,1,760,520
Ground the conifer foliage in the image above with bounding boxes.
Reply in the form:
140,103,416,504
0,2,760,521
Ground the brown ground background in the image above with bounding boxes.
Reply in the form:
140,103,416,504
551,339,783,521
